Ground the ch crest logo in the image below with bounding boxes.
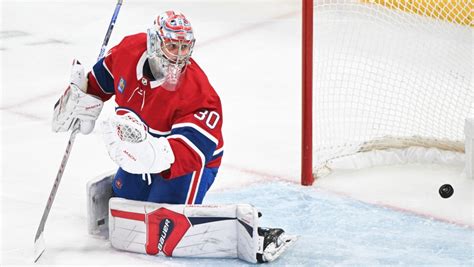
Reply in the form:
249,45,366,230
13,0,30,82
141,78,148,86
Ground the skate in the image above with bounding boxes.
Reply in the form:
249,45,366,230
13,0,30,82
256,227,297,263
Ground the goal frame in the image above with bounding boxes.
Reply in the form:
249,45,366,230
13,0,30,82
302,0,314,185
301,0,472,185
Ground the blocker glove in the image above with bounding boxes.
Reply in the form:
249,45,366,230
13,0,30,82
101,112,175,175
52,59,103,134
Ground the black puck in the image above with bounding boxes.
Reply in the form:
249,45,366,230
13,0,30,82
439,184,453,199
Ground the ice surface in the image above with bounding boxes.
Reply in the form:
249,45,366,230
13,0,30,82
1,0,472,266
208,182,473,266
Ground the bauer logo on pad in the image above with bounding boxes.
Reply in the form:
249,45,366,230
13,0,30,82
118,77,126,93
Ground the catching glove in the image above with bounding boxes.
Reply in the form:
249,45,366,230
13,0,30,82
101,112,175,175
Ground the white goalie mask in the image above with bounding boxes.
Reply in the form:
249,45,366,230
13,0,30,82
147,11,195,91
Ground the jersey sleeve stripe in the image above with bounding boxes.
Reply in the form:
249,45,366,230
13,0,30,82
213,146,224,156
210,151,223,162
102,59,114,79
92,58,115,94
171,123,218,145
170,126,217,163
168,134,206,166
149,127,172,136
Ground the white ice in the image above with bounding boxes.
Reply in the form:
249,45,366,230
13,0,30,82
1,0,472,266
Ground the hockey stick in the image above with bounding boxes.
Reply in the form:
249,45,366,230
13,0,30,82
33,0,123,262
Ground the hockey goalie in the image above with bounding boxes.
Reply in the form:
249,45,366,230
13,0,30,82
52,10,296,263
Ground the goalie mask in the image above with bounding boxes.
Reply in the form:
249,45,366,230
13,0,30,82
147,11,195,91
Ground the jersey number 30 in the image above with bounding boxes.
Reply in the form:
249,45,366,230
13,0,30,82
194,110,220,129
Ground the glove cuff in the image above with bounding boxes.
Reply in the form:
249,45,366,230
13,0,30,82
152,137,175,165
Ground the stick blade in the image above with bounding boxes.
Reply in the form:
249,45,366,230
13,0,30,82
33,232,45,263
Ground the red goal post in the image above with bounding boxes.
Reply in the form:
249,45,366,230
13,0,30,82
302,0,314,185
301,0,473,185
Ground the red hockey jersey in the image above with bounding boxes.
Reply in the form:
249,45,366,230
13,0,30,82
86,33,223,179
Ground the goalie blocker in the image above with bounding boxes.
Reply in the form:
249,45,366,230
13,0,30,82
87,174,296,263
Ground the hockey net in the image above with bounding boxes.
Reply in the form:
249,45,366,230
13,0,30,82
309,0,473,181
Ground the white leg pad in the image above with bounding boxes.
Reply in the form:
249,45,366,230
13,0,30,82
87,172,115,237
108,197,260,263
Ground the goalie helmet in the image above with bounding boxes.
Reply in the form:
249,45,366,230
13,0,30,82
146,11,196,91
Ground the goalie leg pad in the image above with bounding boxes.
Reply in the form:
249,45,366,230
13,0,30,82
86,172,115,237
108,197,260,263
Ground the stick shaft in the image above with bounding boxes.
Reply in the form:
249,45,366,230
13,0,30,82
34,127,79,242
98,0,123,60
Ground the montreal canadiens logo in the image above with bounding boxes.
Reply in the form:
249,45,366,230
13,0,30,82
115,178,123,189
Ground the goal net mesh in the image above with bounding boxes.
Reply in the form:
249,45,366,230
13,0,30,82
313,0,473,177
